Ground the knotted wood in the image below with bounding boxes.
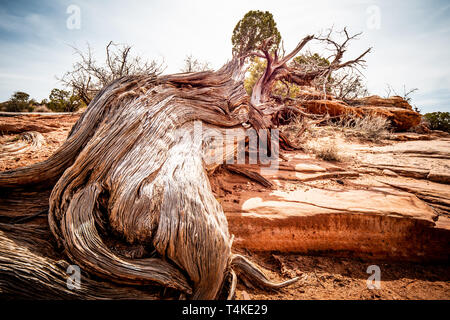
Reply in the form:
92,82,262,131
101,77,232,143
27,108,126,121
0,59,296,299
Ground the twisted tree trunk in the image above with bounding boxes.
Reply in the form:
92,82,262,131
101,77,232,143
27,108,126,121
0,30,370,299
0,59,295,300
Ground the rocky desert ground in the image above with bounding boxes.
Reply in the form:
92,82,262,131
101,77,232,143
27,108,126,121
0,112,449,300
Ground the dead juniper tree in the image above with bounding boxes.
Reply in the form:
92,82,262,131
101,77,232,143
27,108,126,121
245,27,371,126
329,69,369,102
0,26,370,299
60,41,164,105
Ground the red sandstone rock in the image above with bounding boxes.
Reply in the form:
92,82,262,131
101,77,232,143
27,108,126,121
297,94,422,131
356,95,413,110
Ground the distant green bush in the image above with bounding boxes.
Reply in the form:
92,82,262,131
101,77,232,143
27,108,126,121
423,112,450,133
47,88,85,112
1,89,86,113
1,91,34,112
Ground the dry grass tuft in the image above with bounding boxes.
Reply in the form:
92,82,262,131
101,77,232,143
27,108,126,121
307,139,341,162
332,114,392,142
33,105,51,113
280,116,318,148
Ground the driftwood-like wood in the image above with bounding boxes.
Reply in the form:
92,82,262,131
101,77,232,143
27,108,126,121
0,31,371,299
0,59,298,299
0,131,46,159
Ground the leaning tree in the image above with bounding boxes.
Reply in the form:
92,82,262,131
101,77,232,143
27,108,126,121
0,15,370,299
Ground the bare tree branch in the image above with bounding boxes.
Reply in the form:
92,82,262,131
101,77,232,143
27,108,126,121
59,42,164,105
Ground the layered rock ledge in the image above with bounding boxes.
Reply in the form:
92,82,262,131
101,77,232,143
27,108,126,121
211,137,450,263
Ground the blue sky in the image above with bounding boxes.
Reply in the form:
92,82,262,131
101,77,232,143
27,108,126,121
0,0,449,113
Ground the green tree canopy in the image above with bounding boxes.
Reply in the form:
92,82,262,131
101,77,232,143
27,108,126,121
1,91,33,112
231,10,281,57
11,91,30,102
292,53,331,68
424,112,450,133
47,88,85,112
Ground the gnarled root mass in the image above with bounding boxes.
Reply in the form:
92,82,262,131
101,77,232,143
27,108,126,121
0,59,297,299
0,131,46,159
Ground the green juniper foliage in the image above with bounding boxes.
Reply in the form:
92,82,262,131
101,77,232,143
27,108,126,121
424,112,450,133
232,10,281,56
47,88,85,112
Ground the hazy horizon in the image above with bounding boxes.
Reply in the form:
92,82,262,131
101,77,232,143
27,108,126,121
0,0,449,113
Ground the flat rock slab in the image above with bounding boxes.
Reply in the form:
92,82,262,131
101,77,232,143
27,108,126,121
224,186,448,262
214,149,450,263
376,177,450,216
353,138,450,184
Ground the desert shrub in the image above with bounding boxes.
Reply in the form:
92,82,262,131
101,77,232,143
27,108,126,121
280,116,317,148
2,91,34,112
423,112,450,133
352,114,391,140
47,88,85,112
33,105,51,113
332,113,391,141
180,54,211,72
309,140,341,162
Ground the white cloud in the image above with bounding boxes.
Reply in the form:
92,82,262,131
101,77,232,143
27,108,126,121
0,0,448,112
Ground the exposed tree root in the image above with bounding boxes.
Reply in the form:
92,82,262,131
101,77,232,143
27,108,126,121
0,59,299,299
225,165,273,188
227,269,238,300
0,222,162,299
231,254,299,290
0,131,46,159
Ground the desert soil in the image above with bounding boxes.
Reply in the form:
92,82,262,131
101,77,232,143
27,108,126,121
0,113,449,300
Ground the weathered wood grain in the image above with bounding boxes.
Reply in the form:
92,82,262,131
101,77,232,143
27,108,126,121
0,59,296,299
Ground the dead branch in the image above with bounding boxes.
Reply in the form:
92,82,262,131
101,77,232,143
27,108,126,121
59,42,164,105
241,27,371,130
